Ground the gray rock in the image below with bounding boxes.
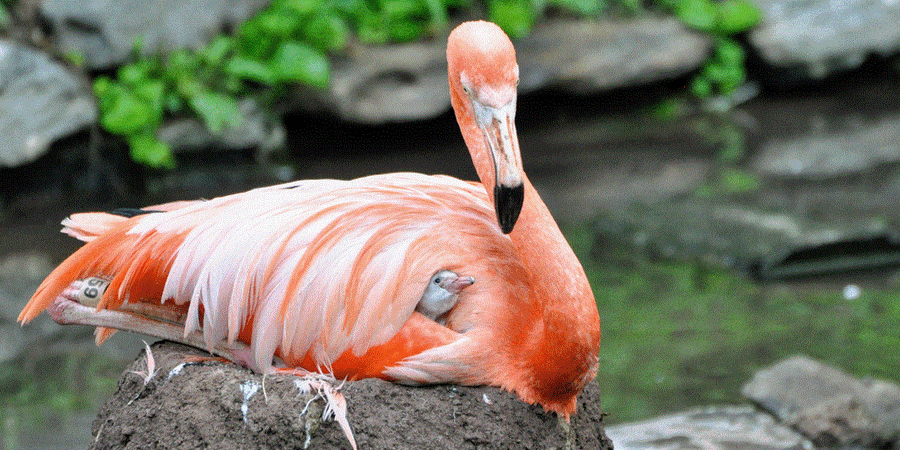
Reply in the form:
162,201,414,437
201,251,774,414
157,97,285,154
297,18,710,124
93,341,612,450
749,0,900,77
751,113,900,177
742,355,900,447
606,405,813,450
0,40,96,167
291,37,451,124
41,0,270,70
597,189,898,277
516,18,711,94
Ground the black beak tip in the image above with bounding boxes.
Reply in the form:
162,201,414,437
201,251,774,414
494,183,524,234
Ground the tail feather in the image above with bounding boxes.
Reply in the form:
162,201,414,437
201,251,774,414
61,201,199,243
18,220,187,325
62,213,128,242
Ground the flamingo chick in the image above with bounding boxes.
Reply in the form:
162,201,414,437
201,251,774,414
416,270,474,322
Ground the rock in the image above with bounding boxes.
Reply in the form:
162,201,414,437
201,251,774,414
92,341,611,450
742,355,900,447
516,18,711,94
596,189,899,278
750,113,900,178
289,37,451,124
606,405,813,450
40,0,270,70
157,98,286,154
296,17,710,124
0,39,96,167
749,0,900,78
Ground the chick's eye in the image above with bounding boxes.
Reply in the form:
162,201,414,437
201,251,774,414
433,277,441,284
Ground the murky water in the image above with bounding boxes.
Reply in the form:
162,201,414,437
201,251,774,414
3,74,900,447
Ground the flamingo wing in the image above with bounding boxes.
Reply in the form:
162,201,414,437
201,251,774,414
20,173,505,377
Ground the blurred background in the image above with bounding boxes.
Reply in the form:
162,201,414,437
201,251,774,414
2,0,900,448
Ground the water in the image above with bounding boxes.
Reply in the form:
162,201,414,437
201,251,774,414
2,77,900,446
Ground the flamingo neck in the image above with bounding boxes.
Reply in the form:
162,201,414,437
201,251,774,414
456,101,600,415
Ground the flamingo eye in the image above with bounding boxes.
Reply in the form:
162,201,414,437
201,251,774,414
433,277,441,284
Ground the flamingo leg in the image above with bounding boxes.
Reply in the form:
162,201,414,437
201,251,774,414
48,279,255,367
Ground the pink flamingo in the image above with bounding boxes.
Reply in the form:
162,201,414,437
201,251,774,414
19,21,601,422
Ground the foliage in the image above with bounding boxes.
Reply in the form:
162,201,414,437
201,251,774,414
670,0,761,98
94,0,761,168
94,0,465,168
0,0,13,30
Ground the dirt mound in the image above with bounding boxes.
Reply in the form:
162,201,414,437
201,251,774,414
91,341,610,449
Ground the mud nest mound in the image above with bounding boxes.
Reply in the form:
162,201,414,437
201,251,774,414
91,341,610,449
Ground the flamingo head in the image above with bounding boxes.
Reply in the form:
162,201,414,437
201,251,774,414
447,21,524,234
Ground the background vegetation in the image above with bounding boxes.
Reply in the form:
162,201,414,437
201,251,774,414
74,0,761,168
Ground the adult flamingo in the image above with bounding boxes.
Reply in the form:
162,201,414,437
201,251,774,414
19,21,601,419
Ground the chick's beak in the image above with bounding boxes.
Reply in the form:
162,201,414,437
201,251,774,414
441,276,475,295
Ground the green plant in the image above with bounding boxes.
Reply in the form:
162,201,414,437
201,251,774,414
0,0,14,30
669,0,760,98
95,0,465,168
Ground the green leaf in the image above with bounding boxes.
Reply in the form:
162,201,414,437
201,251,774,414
99,89,155,135
357,16,390,44
690,76,713,98
117,64,151,87
382,0,426,21
675,0,717,31
270,41,330,88
166,49,201,79
201,35,234,65
715,38,745,66
718,167,760,193
422,0,449,28
386,19,427,42
188,91,242,134
225,56,277,85
715,0,761,35
551,0,605,16
254,9,302,39
128,133,175,169
303,12,350,52
489,0,535,39
271,0,319,16
132,79,166,124
0,4,10,30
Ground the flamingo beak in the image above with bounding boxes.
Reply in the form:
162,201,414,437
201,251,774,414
441,276,475,295
474,99,524,234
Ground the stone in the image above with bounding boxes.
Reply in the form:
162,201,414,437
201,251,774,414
92,341,611,450
157,98,286,154
515,18,711,94
40,0,270,70
0,39,96,167
750,113,900,177
296,17,710,124
595,190,899,277
605,405,813,450
742,355,900,447
749,0,900,78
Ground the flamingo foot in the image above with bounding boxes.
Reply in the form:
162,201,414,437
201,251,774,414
274,368,358,450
